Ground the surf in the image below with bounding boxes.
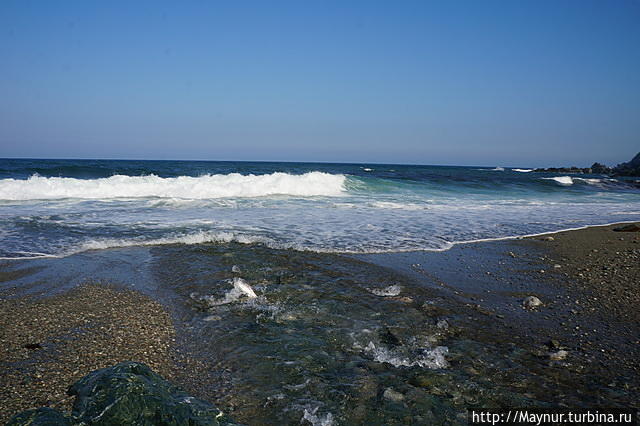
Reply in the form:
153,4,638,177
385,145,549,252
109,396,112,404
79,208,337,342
0,172,346,201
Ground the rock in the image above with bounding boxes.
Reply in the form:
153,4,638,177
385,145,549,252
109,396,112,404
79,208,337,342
541,236,555,242
383,388,405,402
522,296,543,309
436,319,449,330
22,343,42,350
549,350,569,361
378,327,401,347
7,408,73,426
613,152,640,177
613,224,640,232
10,362,236,426
68,362,234,425
590,162,611,174
547,339,561,349
203,315,222,321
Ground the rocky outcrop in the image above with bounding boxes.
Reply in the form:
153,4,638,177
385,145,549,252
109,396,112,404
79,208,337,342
7,362,237,426
533,152,640,177
533,166,591,174
590,162,611,174
613,152,640,177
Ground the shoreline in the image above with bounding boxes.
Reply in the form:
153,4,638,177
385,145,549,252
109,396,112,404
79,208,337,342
0,221,638,422
1,219,639,261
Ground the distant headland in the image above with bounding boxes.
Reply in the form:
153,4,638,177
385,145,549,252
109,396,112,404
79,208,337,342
533,152,640,177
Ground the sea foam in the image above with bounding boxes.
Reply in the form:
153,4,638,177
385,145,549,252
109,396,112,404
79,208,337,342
0,172,346,200
543,176,574,186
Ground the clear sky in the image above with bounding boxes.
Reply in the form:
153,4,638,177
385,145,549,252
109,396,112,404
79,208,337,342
1,1,638,167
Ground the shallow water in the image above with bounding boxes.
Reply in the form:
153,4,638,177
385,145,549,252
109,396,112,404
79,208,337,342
4,242,636,425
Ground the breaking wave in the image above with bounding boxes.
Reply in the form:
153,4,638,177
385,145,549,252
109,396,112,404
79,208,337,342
0,172,346,201
543,176,574,186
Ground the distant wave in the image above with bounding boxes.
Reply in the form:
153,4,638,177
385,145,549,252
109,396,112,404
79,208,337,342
512,168,533,173
541,176,622,187
543,176,574,186
491,167,505,171
0,172,346,200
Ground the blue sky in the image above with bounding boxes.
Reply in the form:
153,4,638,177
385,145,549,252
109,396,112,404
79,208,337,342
1,1,638,167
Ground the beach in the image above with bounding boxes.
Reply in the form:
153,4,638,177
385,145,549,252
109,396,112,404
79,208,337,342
1,222,638,424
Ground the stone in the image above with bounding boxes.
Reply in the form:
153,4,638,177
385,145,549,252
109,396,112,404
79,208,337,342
549,350,569,361
436,319,449,330
7,408,73,426
522,296,543,309
383,388,405,402
68,362,234,425
9,362,236,426
547,339,560,349
613,224,640,232
541,236,555,241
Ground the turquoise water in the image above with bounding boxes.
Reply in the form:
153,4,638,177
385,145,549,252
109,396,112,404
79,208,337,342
0,159,639,258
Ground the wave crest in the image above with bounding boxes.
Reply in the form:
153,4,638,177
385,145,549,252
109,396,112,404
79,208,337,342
0,172,346,201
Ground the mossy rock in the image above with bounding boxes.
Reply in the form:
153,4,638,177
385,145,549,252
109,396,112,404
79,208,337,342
6,408,72,426
8,362,238,426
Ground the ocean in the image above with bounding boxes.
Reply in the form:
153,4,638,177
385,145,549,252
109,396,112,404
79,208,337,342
1,158,639,259
1,158,639,424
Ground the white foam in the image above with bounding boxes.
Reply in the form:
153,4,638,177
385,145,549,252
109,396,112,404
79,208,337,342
574,177,602,185
369,285,402,297
203,278,258,306
77,231,271,253
512,168,533,173
543,176,573,186
0,172,346,201
233,277,257,298
491,167,505,171
369,201,427,210
302,407,334,426
365,342,449,369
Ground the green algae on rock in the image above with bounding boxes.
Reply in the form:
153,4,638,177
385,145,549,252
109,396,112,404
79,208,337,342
8,362,237,426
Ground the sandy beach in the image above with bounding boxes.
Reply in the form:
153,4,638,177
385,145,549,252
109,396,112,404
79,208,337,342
0,222,638,423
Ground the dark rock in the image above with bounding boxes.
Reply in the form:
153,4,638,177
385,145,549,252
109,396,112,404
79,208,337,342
613,224,640,232
378,327,401,347
22,343,42,350
7,408,72,426
613,152,640,177
590,162,611,174
8,362,237,426
69,362,234,425
547,339,561,349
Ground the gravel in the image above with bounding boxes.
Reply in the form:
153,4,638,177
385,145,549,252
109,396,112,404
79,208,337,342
0,284,176,424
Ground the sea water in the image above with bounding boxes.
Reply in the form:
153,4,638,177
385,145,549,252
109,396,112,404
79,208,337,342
0,158,638,259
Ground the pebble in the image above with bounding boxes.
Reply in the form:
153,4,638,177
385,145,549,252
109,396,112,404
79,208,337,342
383,388,405,402
549,350,569,361
522,296,543,309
